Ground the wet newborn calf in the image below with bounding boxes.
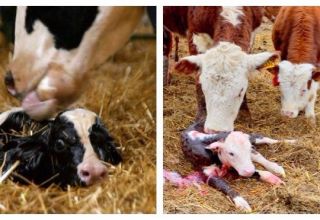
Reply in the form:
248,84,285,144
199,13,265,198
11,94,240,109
165,121,294,212
0,108,122,187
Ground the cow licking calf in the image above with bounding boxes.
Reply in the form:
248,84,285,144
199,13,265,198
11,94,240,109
1,6,155,120
176,38,278,131
164,121,294,212
267,6,320,121
0,108,122,187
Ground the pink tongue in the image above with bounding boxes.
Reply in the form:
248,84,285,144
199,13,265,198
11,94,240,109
22,91,42,108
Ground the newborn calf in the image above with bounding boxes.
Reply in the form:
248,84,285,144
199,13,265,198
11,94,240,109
165,121,294,212
0,108,122,187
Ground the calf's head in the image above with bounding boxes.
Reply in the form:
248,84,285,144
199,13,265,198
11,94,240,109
267,61,320,118
176,40,277,131
206,131,255,177
49,108,122,186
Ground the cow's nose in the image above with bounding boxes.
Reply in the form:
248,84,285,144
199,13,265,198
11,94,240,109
4,71,17,95
78,163,107,185
241,168,255,177
281,110,294,118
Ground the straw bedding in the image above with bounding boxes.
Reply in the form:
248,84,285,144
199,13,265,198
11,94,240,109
0,20,156,213
164,19,320,213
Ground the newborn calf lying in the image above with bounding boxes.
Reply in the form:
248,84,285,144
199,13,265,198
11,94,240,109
0,108,122,187
165,121,294,212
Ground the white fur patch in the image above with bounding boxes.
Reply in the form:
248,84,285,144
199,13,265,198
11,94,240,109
220,6,244,27
192,33,214,53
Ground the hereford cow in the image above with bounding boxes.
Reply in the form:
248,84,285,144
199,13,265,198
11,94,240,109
1,6,155,120
165,6,278,131
267,7,320,121
0,108,122,186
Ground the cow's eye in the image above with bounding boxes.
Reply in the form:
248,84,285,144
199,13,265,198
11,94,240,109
54,139,67,152
229,152,234,156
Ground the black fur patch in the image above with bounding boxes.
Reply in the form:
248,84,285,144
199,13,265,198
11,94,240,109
25,6,98,50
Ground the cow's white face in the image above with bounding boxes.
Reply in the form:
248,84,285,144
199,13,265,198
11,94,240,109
272,61,320,118
178,41,276,131
6,6,143,120
207,131,255,177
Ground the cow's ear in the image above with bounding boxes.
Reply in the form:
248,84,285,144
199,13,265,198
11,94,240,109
205,141,224,152
175,55,202,75
312,68,320,81
248,51,280,70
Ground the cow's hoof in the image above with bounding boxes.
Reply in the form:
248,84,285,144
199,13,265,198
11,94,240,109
233,196,252,213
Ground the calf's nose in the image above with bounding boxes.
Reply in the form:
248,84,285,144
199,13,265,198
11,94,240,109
240,168,255,177
78,162,107,185
4,71,17,95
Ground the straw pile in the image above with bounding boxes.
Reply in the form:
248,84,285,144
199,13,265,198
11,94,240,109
164,18,320,213
0,19,156,213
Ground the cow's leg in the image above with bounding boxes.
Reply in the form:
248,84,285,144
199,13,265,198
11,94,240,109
174,36,179,62
207,176,252,212
163,29,172,86
239,93,251,118
305,93,316,124
252,170,284,185
187,32,207,121
251,149,285,177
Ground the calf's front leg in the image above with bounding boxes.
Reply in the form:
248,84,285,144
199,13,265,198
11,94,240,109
252,170,284,185
251,149,285,177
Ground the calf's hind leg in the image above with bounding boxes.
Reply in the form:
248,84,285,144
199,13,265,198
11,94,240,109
207,176,252,212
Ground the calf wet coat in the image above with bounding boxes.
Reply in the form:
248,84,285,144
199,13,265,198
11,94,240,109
0,108,122,187
164,121,294,212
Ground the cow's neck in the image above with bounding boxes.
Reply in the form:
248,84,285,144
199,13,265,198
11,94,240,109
213,20,251,52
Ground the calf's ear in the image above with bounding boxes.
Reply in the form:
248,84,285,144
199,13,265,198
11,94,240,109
175,55,202,75
205,141,224,152
312,68,320,81
248,51,280,71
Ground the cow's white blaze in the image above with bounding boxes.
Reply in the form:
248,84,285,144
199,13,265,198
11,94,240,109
277,61,319,118
220,6,244,27
181,41,275,131
207,132,255,177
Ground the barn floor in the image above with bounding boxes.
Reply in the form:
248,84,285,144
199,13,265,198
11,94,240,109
164,19,320,213
0,19,156,213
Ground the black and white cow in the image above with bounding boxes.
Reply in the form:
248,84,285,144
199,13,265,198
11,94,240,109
0,6,156,120
0,108,122,187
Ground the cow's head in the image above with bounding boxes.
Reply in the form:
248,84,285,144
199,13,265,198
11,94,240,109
176,39,277,131
49,108,122,186
206,131,255,177
4,6,99,120
267,61,320,118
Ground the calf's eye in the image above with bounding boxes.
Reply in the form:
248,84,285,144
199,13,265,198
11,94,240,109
229,152,234,156
54,139,67,152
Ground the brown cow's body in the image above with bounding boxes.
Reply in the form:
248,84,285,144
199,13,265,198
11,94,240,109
264,6,281,22
163,6,264,120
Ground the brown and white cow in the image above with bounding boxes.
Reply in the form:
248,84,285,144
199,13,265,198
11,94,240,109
165,6,278,131
3,7,155,120
267,7,320,120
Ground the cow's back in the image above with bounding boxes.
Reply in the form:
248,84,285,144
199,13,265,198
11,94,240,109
273,6,320,64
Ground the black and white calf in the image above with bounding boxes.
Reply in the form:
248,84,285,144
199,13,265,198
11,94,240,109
164,121,295,212
0,108,122,187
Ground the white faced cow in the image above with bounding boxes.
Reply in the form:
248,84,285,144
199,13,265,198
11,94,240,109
268,6,320,121
176,36,277,132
